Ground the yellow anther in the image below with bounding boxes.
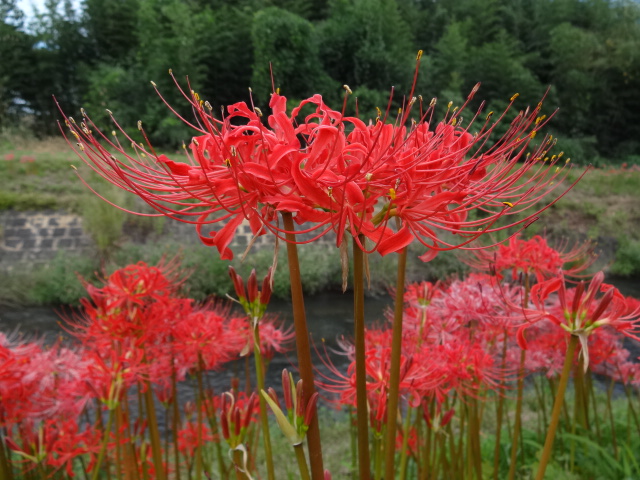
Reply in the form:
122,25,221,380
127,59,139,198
555,167,560,173
112,131,117,136
486,111,494,120
343,85,352,95
550,155,557,161
566,158,570,164
69,117,76,124
254,107,263,117
80,108,86,117
199,100,203,108
276,88,280,94
106,109,113,115
71,131,79,139
409,97,417,106
76,143,84,151
510,93,520,101
150,81,157,87
416,50,423,60
376,107,382,118
557,152,564,159
502,202,514,208
192,138,199,147
530,130,537,139
430,98,437,107
418,95,423,102
137,121,143,131
182,142,187,150
447,101,453,109
365,173,372,181
398,107,402,114
168,68,173,74
389,188,397,200
205,101,213,111
224,159,231,167
70,164,77,170
451,117,457,126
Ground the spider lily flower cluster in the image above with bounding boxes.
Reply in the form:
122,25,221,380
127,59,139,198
1,238,640,478
61,69,576,262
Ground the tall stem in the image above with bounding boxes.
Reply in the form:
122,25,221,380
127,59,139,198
281,212,324,479
492,332,509,480
534,334,579,480
253,322,276,480
507,349,526,480
294,444,311,480
0,432,14,480
91,407,115,480
352,235,371,480
384,246,408,480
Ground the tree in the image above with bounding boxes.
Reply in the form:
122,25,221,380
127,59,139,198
251,6,337,104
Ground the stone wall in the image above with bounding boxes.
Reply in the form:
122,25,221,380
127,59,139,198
0,210,335,270
0,211,93,270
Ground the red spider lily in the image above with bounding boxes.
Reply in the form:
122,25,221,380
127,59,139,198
177,420,215,456
219,391,258,449
262,369,319,445
59,57,583,261
228,266,273,322
464,234,596,283
516,270,640,369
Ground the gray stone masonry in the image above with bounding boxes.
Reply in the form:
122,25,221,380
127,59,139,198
0,210,336,270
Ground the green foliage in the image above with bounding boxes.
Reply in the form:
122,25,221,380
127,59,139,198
251,7,336,103
2,0,640,163
28,251,99,305
610,237,640,277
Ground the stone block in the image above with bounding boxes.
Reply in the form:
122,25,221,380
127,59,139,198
69,227,83,237
10,217,26,227
23,239,37,249
58,238,73,249
4,238,22,249
48,218,59,227
53,228,66,237
40,238,54,249
39,228,51,237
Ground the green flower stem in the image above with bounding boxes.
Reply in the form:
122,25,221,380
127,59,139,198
114,405,124,480
253,322,276,480
352,235,371,480
587,372,602,441
469,397,482,480
398,406,414,480
294,444,311,480
91,407,115,480
535,334,579,480
492,333,509,480
143,383,167,480
373,435,383,480
624,383,640,437
195,356,205,480
507,350,526,480
282,212,324,480
0,432,14,480
606,377,619,460
171,361,183,480
383,245,408,480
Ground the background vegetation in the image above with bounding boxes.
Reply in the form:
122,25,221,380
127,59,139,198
1,0,640,164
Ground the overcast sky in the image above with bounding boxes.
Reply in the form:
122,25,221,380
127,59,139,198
16,0,81,19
